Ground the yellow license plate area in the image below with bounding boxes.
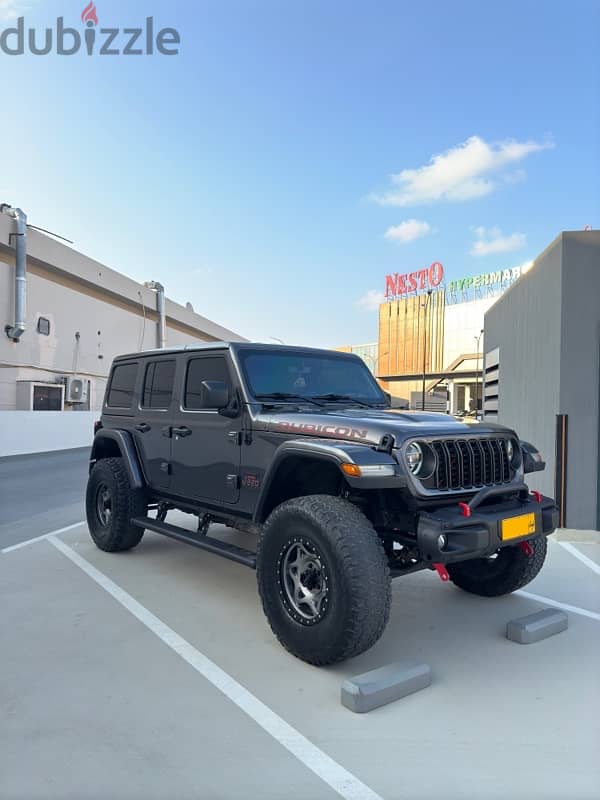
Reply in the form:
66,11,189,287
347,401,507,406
501,513,536,540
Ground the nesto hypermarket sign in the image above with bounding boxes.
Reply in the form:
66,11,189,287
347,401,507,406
384,262,444,298
385,262,523,300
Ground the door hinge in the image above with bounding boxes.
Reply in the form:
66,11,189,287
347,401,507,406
226,474,240,489
160,461,171,474
227,431,242,446
161,426,172,438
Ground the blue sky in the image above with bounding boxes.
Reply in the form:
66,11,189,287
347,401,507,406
0,0,598,346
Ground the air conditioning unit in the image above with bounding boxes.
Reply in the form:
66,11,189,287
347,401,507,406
65,376,89,404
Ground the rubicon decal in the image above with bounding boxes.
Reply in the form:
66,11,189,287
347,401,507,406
273,421,369,441
0,4,180,56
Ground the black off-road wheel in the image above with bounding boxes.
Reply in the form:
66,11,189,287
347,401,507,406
86,457,147,552
447,536,547,597
256,495,391,666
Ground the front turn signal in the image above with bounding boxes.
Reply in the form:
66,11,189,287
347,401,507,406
341,463,362,477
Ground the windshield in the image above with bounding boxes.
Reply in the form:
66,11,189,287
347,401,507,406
239,350,387,405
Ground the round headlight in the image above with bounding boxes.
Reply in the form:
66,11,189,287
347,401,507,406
406,442,423,474
506,439,514,462
506,438,521,468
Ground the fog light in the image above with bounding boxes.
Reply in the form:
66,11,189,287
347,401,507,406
437,534,447,550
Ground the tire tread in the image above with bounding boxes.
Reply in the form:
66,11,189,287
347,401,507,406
257,495,391,665
86,457,146,552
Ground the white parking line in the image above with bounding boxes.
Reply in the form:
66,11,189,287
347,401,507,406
1,521,86,554
48,535,384,800
516,590,600,621
557,541,600,577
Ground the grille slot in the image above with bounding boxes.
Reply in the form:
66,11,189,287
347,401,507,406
425,438,511,491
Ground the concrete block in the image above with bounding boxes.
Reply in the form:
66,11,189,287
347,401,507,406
506,608,568,644
341,662,431,713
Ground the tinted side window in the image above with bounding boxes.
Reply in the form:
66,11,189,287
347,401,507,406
185,356,231,410
142,360,176,409
107,362,138,408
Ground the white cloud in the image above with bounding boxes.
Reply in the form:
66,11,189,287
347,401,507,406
384,219,432,243
0,1,30,20
370,135,554,206
356,289,385,311
470,226,526,256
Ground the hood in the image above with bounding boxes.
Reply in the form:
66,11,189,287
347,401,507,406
258,406,512,447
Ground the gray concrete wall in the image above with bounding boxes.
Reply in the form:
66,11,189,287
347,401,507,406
0,214,246,411
558,231,600,529
484,231,600,530
484,235,564,500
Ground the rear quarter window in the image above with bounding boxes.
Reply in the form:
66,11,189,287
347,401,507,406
106,362,138,408
142,360,176,409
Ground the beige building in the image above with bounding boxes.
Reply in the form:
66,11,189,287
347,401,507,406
340,264,525,412
0,206,245,412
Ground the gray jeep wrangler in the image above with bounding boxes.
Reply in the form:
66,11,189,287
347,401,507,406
87,343,557,665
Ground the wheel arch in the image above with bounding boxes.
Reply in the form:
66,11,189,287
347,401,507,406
90,429,145,490
253,441,353,523
253,438,398,523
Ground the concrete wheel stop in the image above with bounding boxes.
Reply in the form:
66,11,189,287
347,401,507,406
341,662,431,713
506,608,568,644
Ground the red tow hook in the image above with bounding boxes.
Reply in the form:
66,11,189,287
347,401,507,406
530,490,543,504
458,502,471,517
519,541,534,557
433,563,450,582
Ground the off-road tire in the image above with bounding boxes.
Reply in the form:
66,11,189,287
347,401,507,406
256,495,391,666
447,536,547,597
86,457,147,552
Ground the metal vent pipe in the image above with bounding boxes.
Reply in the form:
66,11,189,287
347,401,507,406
1,204,27,341
144,280,166,349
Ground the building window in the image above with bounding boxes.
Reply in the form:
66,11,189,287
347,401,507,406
185,356,230,409
106,362,138,408
142,360,176,409
37,317,51,336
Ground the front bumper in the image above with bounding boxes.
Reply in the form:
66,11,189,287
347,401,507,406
416,488,558,564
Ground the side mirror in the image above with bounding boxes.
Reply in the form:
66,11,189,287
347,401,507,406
200,380,229,409
521,440,546,473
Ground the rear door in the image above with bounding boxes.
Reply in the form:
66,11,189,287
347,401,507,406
132,357,176,490
169,352,242,504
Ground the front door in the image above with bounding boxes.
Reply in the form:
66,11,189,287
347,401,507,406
132,357,176,490
170,353,241,504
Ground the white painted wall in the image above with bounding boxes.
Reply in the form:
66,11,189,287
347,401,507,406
0,411,97,457
443,297,496,367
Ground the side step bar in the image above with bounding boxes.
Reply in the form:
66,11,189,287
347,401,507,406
131,516,257,569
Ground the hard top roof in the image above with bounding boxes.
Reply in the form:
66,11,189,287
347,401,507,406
113,342,362,362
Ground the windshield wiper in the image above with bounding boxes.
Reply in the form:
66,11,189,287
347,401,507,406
254,392,325,407
310,393,377,408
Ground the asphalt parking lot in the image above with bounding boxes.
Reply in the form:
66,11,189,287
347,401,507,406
1,452,599,800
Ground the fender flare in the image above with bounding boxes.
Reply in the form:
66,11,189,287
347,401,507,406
90,429,145,490
253,438,402,522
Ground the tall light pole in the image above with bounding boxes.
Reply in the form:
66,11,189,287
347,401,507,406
421,290,433,411
475,328,484,415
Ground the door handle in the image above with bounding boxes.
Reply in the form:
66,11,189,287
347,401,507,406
135,422,151,433
172,426,192,438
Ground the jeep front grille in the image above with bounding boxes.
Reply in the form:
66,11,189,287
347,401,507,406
428,438,511,491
